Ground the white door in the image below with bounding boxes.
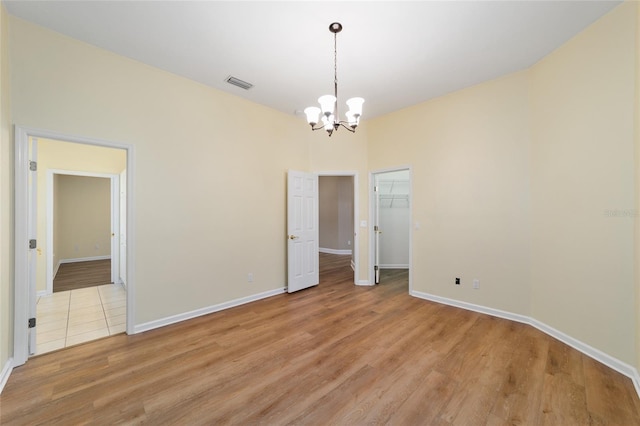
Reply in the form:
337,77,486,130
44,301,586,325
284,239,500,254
119,169,127,286
373,180,381,284
287,170,319,293
27,138,38,354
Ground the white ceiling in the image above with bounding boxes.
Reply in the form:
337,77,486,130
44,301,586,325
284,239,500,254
4,1,621,121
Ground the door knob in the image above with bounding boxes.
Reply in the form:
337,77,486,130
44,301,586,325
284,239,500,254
288,235,299,240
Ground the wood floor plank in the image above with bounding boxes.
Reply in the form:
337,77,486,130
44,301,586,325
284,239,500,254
539,372,590,425
490,325,549,424
583,355,640,424
53,259,111,292
2,253,639,425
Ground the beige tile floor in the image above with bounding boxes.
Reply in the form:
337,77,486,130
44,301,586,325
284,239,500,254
35,283,126,355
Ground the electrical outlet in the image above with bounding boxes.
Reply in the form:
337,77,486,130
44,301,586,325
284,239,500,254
248,273,253,283
473,279,479,289
455,278,460,285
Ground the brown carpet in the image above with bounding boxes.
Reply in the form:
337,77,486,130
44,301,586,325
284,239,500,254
53,259,112,292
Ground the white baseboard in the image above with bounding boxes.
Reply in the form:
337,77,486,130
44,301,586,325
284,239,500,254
380,264,409,269
411,290,640,400
0,357,13,395
634,369,640,399
60,255,111,264
319,248,352,255
356,280,373,286
134,287,286,334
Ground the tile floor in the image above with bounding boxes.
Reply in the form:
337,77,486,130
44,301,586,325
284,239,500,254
35,283,126,355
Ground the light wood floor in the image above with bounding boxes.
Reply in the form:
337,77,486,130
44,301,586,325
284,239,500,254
54,259,112,293
2,253,639,424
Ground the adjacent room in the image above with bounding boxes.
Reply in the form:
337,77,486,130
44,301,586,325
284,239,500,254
1,1,639,424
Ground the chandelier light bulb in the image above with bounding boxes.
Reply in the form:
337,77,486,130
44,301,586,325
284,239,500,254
345,111,358,128
318,95,337,117
346,97,365,117
304,106,321,126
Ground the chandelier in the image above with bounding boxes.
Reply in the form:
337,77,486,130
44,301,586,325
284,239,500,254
303,22,364,137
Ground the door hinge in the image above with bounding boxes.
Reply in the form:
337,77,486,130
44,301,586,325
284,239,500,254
374,265,379,271
374,225,379,232
29,161,37,171
29,239,37,249
28,317,36,328
374,186,378,192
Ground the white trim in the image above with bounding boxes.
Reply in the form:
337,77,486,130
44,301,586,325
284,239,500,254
634,369,640,399
14,126,30,366
134,287,286,334
356,280,373,286
0,358,13,394
319,248,352,255
411,290,640,399
13,125,135,367
315,171,359,285
59,255,111,264
350,259,355,271
380,264,409,269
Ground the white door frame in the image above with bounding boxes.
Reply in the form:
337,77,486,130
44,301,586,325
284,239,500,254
14,125,136,367
316,171,360,285
45,170,121,295
369,166,413,292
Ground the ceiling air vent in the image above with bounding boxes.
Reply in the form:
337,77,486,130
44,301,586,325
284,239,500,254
225,76,253,90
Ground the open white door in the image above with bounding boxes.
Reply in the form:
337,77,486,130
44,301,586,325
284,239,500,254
27,138,38,354
287,170,319,293
373,181,381,284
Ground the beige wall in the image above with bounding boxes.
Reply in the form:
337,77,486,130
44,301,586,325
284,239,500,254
530,2,637,365
368,70,532,316
636,1,640,378
9,16,317,324
0,4,12,378
319,176,354,252
36,138,126,292
55,175,111,262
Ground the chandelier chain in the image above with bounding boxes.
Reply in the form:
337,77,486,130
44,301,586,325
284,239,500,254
334,31,338,120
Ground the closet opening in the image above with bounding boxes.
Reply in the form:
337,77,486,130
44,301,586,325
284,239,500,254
370,168,412,291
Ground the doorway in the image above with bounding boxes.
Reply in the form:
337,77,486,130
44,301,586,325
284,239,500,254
46,171,121,295
370,167,412,290
14,127,134,365
317,172,358,285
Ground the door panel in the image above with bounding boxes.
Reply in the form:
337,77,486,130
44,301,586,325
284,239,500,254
287,170,319,293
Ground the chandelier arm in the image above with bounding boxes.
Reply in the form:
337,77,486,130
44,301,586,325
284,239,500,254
338,122,356,133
